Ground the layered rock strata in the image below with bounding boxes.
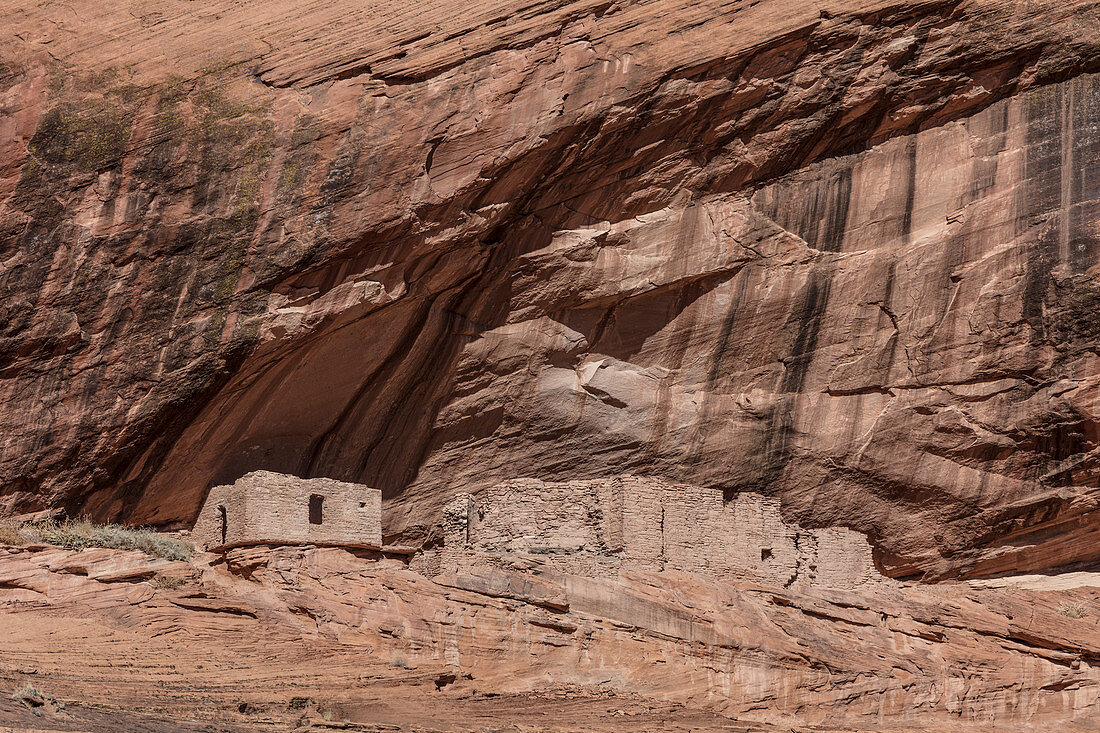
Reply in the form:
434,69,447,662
2,543,1100,730
3,0,1100,580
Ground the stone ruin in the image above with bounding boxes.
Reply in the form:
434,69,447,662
424,476,889,591
192,471,886,591
192,471,382,551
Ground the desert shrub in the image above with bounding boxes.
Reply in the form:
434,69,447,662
0,522,26,546
11,519,193,561
152,574,186,589
11,683,45,708
1058,601,1088,619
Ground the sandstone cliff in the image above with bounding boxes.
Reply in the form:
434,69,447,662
4,0,1100,579
3,542,1100,731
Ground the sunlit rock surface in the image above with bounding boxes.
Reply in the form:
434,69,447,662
3,1,1100,583
7,1,1100,727
3,543,1100,730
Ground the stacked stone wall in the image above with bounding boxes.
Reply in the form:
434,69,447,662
193,471,381,550
430,476,889,591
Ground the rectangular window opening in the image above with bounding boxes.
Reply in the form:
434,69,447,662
309,494,324,525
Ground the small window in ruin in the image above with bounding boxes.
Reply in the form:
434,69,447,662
359,501,367,509
309,494,324,525
761,548,772,561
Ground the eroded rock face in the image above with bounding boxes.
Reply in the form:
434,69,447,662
2,0,1100,580
2,543,1100,730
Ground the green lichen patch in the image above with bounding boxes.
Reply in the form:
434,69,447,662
47,63,68,95
201,113,275,176
28,99,132,173
190,86,275,213
275,153,306,202
201,308,229,345
290,114,321,148
17,66,280,361
47,64,133,98
195,85,268,129
275,115,321,209
186,206,261,311
70,258,95,294
154,78,188,134
212,241,248,304
106,82,147,106
84,66,120,91
11,157,65,230
174,86,274,308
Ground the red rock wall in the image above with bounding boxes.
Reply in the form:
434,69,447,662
4,0,1100,579
5,542,1100,730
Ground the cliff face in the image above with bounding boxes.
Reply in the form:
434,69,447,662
4,543,1100,731
3,0,1100,579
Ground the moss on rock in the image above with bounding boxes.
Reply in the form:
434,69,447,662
28,100,132,173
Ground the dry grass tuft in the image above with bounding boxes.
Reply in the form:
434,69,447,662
152,574,186,590
0,518,192,561
1058,601,1088,619
0,522,26,546
12,682,45,708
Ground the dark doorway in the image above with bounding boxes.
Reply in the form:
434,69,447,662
309,494,324,525
219,506,227,545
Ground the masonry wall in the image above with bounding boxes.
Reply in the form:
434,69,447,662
440,479,625,577
192,482,245,550
619,477,663,572
192,471,382,551
432,476,889,591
